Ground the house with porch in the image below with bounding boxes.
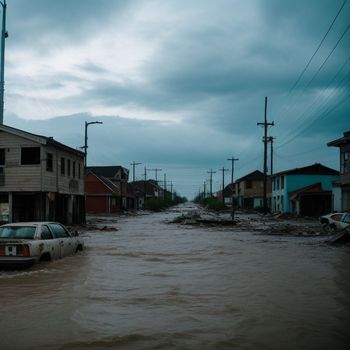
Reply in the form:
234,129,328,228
0,124,85,224
327,131,350,211
272,163,339,216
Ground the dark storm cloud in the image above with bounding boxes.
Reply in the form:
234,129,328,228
3,0,350,198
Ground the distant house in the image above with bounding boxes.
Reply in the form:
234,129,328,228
85,170,121,214
129,180,163,208
235,170,271,209
327,131,350,211
222,183,236,206
85,165,129,214
272,163,339,216
0,124,85,224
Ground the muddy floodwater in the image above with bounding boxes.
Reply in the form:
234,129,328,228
1,204,350,350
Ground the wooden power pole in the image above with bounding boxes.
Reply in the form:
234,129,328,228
257,97,274,214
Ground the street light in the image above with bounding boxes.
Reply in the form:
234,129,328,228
0,0,8,125
83,121,103,167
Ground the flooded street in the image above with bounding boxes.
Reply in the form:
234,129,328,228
1,204,350,350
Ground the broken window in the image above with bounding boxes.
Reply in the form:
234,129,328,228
61,157,65,175
245,180,252,189
0,149,5,166
46,153,53,172
21,147,40,165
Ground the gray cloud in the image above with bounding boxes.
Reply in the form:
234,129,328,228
2,0,349,198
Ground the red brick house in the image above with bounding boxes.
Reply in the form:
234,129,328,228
85,170,121,214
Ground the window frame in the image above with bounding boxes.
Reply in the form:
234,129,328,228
46,152,53,172
61,157,65,175
21,147,41,165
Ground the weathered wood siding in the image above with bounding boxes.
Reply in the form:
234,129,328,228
0,130,84,194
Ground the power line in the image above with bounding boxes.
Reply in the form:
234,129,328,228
278,89,350,149
276,54,350,145
302,24,350,92
288,0,348,95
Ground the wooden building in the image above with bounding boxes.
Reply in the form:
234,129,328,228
0,124,85,224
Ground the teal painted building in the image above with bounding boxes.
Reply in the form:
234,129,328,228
272,163,339,215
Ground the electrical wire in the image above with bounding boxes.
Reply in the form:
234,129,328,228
288,0,348,95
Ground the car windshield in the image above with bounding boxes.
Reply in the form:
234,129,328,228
0,226,36,239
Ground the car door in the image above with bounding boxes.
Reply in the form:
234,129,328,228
48,223,76,258
40,224,61,260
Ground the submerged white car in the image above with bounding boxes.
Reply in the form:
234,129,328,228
319,213,350,231
0,222,84,269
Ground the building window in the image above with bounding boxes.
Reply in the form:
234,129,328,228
246,180,252,189
78,163,81,179
341,151,350,174
281,176,284,189
67,159,71,176
61,157,65,175
273,179,275,191
276,178,280,190
0,149,5,166
73,161,76,178
46,153,53,172
21,147,40,165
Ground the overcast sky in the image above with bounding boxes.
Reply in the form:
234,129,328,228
3,0,350,198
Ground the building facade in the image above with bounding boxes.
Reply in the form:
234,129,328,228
0,124,85,224
272,163,339,215
85,170,121,214
327,131,350,211
235,170,271,209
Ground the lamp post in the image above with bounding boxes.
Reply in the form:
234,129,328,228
0,0,8,125
83,121,103,167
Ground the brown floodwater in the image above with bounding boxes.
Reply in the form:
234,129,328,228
1,203,350,350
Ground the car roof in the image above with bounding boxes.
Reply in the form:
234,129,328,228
0,222,62,227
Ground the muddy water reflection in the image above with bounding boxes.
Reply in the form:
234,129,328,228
1,205,350,350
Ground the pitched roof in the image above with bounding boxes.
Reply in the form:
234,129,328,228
223,183,235,196
273,163,339,177
129,180,161,196
86,166,129,178
86,170,120,194
289,182,331,200
327,131,350,147
236,170,265,182
0,123,84,157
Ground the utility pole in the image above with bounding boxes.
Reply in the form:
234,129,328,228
219,167,229,203
203,181,206,199
163,173,167,200
170,181,173,200
148,168,162,183
257,97,274,214
130,161,141,182
227,157,239,184
207,168,216,197
0,0,8,125
83,121,103,167
143,166,147,204
267,136,275,176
